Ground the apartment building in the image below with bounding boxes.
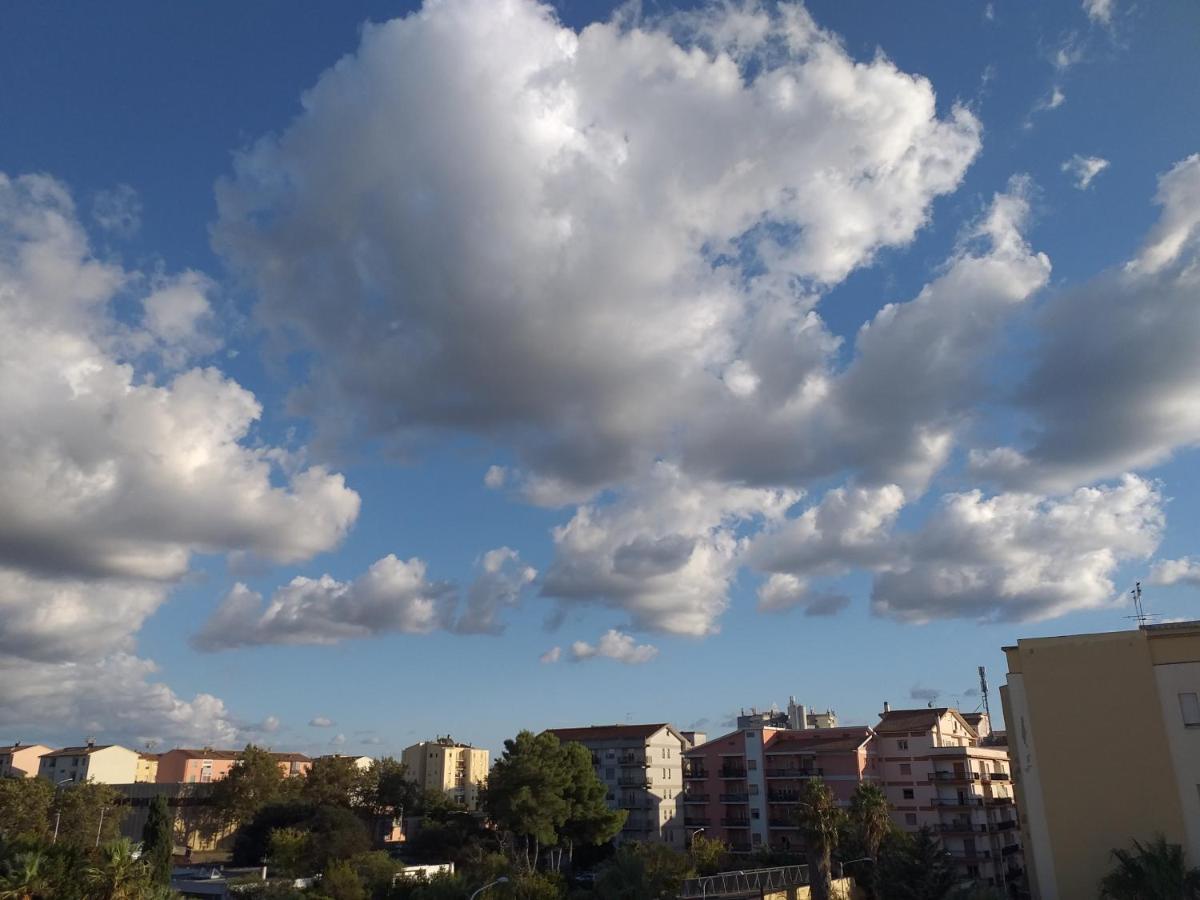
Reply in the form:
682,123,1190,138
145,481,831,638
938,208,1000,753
546,723,690,849
38,741,139,784
136,752,159,783
402,737,489,810
1002,621,1200,900
737,698,839,731
875,707,1022,891
0,743,53,779
156,748,312,783
683,725,876,853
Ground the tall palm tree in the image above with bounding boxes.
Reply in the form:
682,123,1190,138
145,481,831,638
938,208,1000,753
848,782,892,897
0,849,49,900
794,778,844,900
1099,834,1200,899
84,839,152,900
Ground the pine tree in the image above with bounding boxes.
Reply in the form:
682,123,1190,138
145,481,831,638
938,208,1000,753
140,794,174,887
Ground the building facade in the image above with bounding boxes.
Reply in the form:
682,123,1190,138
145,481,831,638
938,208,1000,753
136,752,159,783
546,724,690,849
401,737,489,810
0,743,53,779
1002,621,1200,900
156,748,312,783
38,742,140,784
875,707,1022,891
683,725,876,853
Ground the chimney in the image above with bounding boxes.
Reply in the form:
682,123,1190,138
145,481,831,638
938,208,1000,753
85,736,95,749
883,701,891,714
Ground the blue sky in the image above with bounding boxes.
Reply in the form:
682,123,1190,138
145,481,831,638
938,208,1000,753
1,0,1198,758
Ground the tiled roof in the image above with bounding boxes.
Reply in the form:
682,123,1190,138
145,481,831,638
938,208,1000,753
138,752,160,761
767,727,874,753
165,749,311,762
547,723,673,743
0,744,49,755
40,745,115,758
875,708,949,733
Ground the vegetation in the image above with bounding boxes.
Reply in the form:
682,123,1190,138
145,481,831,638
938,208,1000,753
793,778,844,900
1099,834,1200,900
140,795,173,889
874,827,957,900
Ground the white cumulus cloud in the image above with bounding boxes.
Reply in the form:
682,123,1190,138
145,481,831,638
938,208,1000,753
1062,154,1110,190
1149,558,1200,587
570,629,659,665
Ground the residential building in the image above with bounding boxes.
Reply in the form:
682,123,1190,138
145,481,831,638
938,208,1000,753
875,706,1022,891
546,724,690,849
683,725,877,854
115,782,235,855
1002,621,1200,900
136,752,159,783
156,748,312,783
401,737,489,810
737,698,838,731
0,743,53,779
38,741,139,785
318,754,374,771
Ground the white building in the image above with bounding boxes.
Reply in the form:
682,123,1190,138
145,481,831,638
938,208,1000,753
38,741,140,785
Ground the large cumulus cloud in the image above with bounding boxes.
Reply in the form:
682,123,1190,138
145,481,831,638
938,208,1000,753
0,172,359,744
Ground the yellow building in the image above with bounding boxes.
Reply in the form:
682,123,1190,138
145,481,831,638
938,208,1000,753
401,737,489,810
1002,621,1200,899
136,752,159,783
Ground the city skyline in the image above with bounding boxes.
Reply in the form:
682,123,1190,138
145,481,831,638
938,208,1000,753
2,0,1199,759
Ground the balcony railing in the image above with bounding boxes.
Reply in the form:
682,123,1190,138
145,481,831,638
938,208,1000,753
720,792,750,803
768,818,797,828
618,754,649,767
684,766,709,779
618,797,651,809
684,817,709,827
931,797,984,808
992,819,1017,832
987,796,1014,807
937,822,986,834
932,771,980,783
683,793,710,803
721,818,750,827
618,775,649,787
765,767,823,779
720,766,748,778
946,849,991,860
1002,844,1022,857
983,771,1010,782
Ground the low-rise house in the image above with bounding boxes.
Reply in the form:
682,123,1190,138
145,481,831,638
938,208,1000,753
156,748,312,783
38,741,139,784
0,743,53,778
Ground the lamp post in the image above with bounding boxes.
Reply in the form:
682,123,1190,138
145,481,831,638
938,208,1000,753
468,876,509,899
95,806,108,848
836,856,874,880
51,778,73,844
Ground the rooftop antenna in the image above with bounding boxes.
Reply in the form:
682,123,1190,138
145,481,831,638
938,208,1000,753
978,666,991,726
1131,581,1148,627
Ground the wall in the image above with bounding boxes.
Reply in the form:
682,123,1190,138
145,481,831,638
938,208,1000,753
85,746,140,784
1153,660,1200,865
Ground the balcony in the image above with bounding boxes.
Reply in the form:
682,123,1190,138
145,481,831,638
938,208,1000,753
618,797,651,809
684,816,709,827
618,754,649,767
768,790,803,803
946,849,991,861
768,819,797,828
992,819,1017,832
720,766,748,778
987,796,1015,807
683,793,710,803
932,770,979,784
618,774,649,787
765,767,823,779
1002,844,1022,857
721,818,750,828
683,766,709,779
937,821,986,834
719,792,750,803
983,771,1010,782
931,797,984,809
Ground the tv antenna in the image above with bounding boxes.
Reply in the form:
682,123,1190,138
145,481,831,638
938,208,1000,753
1125,582,1161,627
978,666,991,726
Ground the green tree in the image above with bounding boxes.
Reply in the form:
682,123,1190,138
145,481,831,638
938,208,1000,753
1099,834,1200,900
361,758,419,818
687,834,726,876
848,782,892,897
793,779,843,900
877,828,956,900
302,757,366,810
52,782,126,850
209,745,289,827
0,848,49,900
84,838,152,900
556,742,625,870
267,827,312,878
140,795,173,888
595,842,691,900
319,859,366,900
485,731,571,871
0,780,54,845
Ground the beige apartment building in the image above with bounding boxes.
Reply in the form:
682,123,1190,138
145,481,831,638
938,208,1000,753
1002,621,1200,899
875,707,1022,891
402,737,489,810
546,723,690,849
0,743,53,779
38,741,140,785
136,752,159,783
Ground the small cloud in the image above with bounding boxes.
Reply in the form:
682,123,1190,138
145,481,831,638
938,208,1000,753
91,184,142,237
331,733,347,746
362,736,383,746
1062,154,1110,189
963,687,980,698
570,629,658,665
910,684,941,702
1082,0,1114,27
688,717,711,731
984,2,995,21
484,465,507,489
1149,557,1200,587
540,646,562,664
1053,38,1083,72
309,716,335,728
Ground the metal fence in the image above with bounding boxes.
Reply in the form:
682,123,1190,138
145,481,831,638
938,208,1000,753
678,864,810,898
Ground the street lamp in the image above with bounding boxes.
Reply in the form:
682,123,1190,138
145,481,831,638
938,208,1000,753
468,876,509,899
51,778,74,844
836,857,874,879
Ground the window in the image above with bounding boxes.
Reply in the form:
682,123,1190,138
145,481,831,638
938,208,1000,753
902,789,914,799
749,784,759,796
606,768,615,779
1180,693,1200,726
900,763,911,775
897,739,909,750
751,808,760,819
905,813,918,826
752,833,762,845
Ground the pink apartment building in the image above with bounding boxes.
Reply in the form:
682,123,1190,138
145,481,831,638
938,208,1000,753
682,725,877,853
156,748,312,783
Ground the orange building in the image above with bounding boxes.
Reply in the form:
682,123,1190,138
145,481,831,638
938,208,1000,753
156,748,311,783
